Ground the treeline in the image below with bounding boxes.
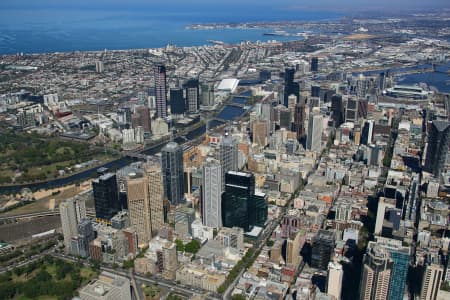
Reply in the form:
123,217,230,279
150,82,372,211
0,256,97,299
217,248,258,294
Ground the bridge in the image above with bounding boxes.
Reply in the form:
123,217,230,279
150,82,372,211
0,208,96,221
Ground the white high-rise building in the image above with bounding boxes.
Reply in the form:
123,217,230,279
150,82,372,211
202,159,222,228
60,196,86,253
306,107,323,152
122,129,135,145
218,132,238,188
43,93,59,107
374,197,396,235
327,261,344,300
420,264,444,300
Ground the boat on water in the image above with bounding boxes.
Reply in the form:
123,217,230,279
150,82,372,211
207,40,225,45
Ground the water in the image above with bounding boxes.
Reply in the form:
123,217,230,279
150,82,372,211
0,5,341,54
232,97,248,105
355,62,450,93
217,105,246,120
397,63,450,93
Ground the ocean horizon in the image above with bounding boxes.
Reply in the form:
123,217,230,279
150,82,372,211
0,6,342,55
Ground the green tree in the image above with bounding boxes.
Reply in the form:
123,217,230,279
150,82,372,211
175,239,185,252
232,294,247,300
184,239,201,254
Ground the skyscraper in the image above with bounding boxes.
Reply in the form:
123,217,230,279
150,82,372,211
420,264,444,300
327,261,344,300
331,94,344,127
221,171,267,232
252,119,269,147
311,57,319,72
359,242,393,300
306,108,323,152
154,65,167,119
92,170,120,221
345,98,358,123
222,171,254,232
218,132,238,188
77,219,95,257
202,159,222,228
183,78,200,114
283,68,300,108
200,83,215,107
424,120,450,176
126,173,152,247
145,163,165,236
293,102,306,140
60,196,86,253
161,142,185,205
311,229,336,270
169,88,185,115
360,237,410,300
132,106,151,133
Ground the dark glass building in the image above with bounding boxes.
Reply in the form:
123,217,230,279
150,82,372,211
154,65,167,119
311,85,321,97
170,88,185,115
311,57,319,72
183,79,200,114
283,68,300,107
424,120,450,176
311,229,336,270
331,94,344,127
161,142,185,205
92,170,120,221
222,171,267,231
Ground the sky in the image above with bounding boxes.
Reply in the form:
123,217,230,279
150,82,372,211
1,0,449,12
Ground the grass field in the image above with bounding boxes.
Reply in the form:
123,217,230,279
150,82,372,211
1,185,81,216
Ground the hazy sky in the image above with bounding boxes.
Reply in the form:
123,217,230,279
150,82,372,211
1,0,449,11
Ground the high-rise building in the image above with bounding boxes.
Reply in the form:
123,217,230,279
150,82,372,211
311,85,321,97
250,191,268,228
126,173,152,247
283,68,300,107
311,229,336,270
95,61,104,73
132,106,151,133
60,196,86,253
345,98,358,123
161,142,185,205
170,88,185,115
202,159,222,228
359,242,393,300
293,103,306,140
221,171,267,232
375,197,396,236
183,79,200,114
77,219,95,257
200,83,215,107
311,57,319,72
217,227,244,250
145,163,165,236
424,120,450,176
222,171,254,232
327,261,344,300
331,94,344,127
162,242,178,280
360,238,410,300
420,264,444,300
286,230,302,267
306,108,323,152
92,170,120,221
218,132,238,188
253,119,269,147
154,65,167,119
